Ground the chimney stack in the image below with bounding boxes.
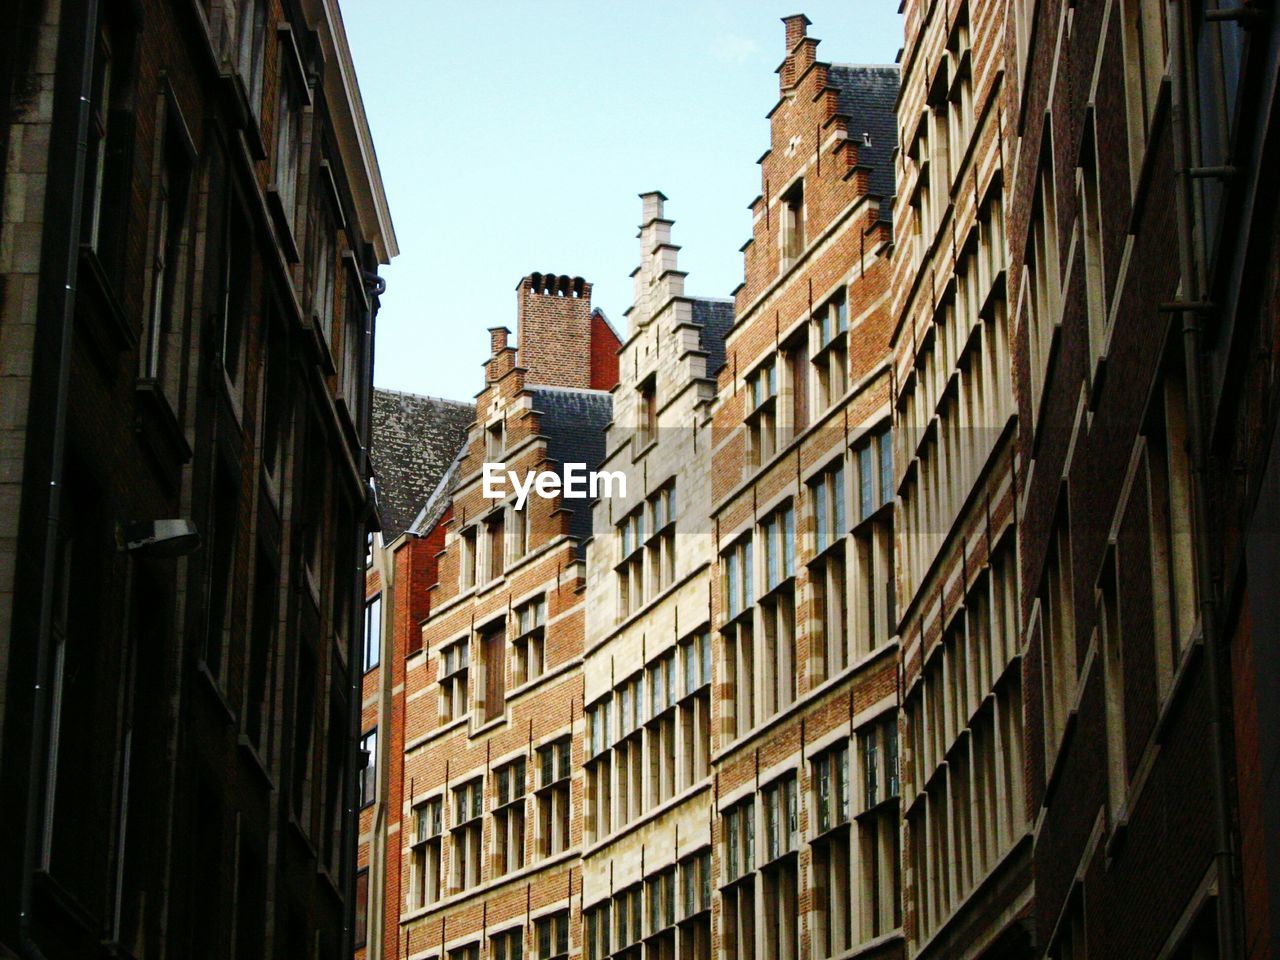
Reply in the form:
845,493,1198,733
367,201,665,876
780,14,813,90
515,273,596,389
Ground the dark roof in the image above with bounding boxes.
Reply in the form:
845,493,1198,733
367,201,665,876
371,388,474,540
692,298,734,378
829,64,900,216
529,386,613,551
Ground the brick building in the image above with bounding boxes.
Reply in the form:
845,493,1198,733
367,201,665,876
577,191,731,960
1000,1,1280,959
395,275,620,960
709,19,901,960
0,0,394,956
359,389,474,958
890,2,1031,958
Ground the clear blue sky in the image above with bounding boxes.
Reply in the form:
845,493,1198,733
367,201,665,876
339,1,903,403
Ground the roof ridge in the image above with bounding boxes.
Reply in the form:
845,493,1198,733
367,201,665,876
373,386,474,408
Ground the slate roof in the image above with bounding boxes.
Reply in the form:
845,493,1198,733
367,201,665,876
692,297,734,378
528,386,614,550
829,64,901,217
371,388,474,541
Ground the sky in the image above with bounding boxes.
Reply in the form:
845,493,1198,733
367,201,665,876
339,1,904,403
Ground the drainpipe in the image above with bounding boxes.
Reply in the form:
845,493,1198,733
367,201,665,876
17,0,99,957
343,263,383,957
1165,1,1241,956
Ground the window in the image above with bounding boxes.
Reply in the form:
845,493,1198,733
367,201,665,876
460,526,478,589
783,330,810,439
853,430,895,657
615,674,645,827
513,595,546,686
646,869,677,960
946,8,974,172
617,507,645,618
409,797,443,908
479,619,506,723
614,885,644,960
647,484,677,594
484,510,506,582
638,375,658,447
585,697,613,840
1145,351,1197,698
362,595,382,672
1048,892,1087,960
451,944,480,960
450,779,483,891
245,548,277,753
679,850,713,960
1040,519,1077,757
1121,0,1168,184
646,651,678,808
83,21,116,253
856,718,900,941
492,929,523,960
1079,126,1107,380
234,0,267,117
509,502,530,565
358,728,377,807
781,179,805,262
585,902,611,960
812,745,851,957
810,460,849,678
536,739,572,857
677,632,711,788
762,776,800,960
722,536,754,738
813,291,849,411
747,359,779,465
341,273,363,415
1099,550,1127,824
1025,156,1062,422
493,757,526,875
354,868,369,946
272,34,306,235
486,419,506,460
760,504,797,718
143,116,191,394
536,912,570,960
438,637,470,722
203,464,240,682
289,642,316,824
722,800,756,960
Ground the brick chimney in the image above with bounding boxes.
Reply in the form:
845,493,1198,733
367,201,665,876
485,325,516,381
515,273,596,389
780,14,814,90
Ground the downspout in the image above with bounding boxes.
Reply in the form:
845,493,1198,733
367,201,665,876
18,0,99,957
343,263,383,957
1165,1,1241,957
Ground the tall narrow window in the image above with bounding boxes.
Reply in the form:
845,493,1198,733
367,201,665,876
1080,128,1107,380
678,850,712,960
460,526,478,590
647,484,677,594
1121,0,1169,184
721,800,756,960
536,912,570,960
144,118,192,396
810,460,849,678
677,632,711,788
812,744,851,957
493,929,523,960
646,870,677,960
585,903,611,960
784,331,809,438
438,636,470,722
362,595,381,673
1025,156,1062,421
537,738,572,857
358,728,377,807
409,797,443,907
615,674,645,827
485,510,506,582
638,375,658,448
585,697,613,840
617,507,646,619
1040,518,1077,756
272,32,306,236
83,23,115,252
493,757,527,875
480,620,506,723
235,0,267,117
1099,550,1127,823
746,359,779,465
203,464,239,681
759,504,796,717
450,779,484,891
354,869,369,946
722,537,755,737
1146,351,1197,697
781,179,805,263
646,652,678,807
513,595,546,686
761,777,800,960
856,718,901,941
813,291,849,411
